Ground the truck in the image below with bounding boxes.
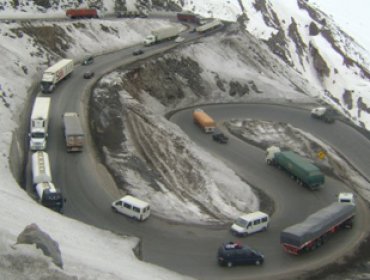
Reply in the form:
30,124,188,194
41,59,74,93
31,151,65,213
192,109,216,133
280,202,356,255
265,146,325,190
311,107,335,123
63,112,85,152
29,97,50,151
144,26,180,46
66,8,99,19
176,12,200,24
195,19,222,33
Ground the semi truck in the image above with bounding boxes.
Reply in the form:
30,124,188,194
265,146,324,190
66,8,99,19
192,109,216,133
41,59,74,93
29,97,50,151
280,202,356,255
195,19,222,33
31,151,65,213
63,112,85,152
144,26,180,46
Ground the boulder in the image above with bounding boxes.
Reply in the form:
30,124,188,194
16,223,63,269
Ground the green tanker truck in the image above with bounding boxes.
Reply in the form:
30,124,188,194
265,146,324,190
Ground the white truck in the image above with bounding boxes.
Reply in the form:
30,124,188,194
144,26,180,46
31,151,65,213
196,19,222,33
29,97,50,151
41,59,74,93
63,112,85,152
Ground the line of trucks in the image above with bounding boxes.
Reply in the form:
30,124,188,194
144,19,223,46
29,97,84,211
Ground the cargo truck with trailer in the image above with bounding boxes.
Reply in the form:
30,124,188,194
280,202,355,255
195,19,222,33
144,26,180,46
265,146,324,190
192,109,216,133
62,112,84,152
29,97,50,151
66,8,98,19
41,59,74,93
31,151,65,212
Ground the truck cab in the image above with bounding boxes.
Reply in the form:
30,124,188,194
265,146,281,165
30,130,48,151
144,35,156,46
338,192,355,205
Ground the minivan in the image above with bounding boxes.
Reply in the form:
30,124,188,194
111,195,150,221
231,211,269,236
217,242,264,267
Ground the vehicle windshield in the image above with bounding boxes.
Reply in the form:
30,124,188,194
235,218,248,227
31,132,45,139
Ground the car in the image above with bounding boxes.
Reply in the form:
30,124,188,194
82,55,94,65
83,71,94,79
212,130,229,144
132,49,144,56
310,107,335,123
175,36,185,43
217,242,264,267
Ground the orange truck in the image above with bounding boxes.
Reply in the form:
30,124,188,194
193,109,216,133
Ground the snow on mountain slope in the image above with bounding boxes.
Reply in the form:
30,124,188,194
179,0,370,129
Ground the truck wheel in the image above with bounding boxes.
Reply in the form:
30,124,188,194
266,159,272,165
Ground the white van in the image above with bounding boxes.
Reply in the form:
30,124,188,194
111,195,150,221
231,211,269,236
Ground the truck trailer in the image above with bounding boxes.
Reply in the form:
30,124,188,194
195,19,222,33
192,109,216,133
144,26,180,46
176,12,200,24
66,8,98,19
63,112,85,152
265,146,324,190
31,151,65,212
29,97,50,151
41,59,74,93
32,151,52,184
280,202,355,255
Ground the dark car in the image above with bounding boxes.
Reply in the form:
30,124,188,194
132,49,144,56
217,242,264,267
83,71,95,79
212,130,229,144
82,56,94,65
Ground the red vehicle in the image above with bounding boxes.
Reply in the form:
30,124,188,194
176,12,200,24
66,9,98,19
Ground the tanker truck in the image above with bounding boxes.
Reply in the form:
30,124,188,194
41,59,74,93
192,109,216,133
265,146,324,190
280,201,355,255
144,26,180,46
31,151,65,213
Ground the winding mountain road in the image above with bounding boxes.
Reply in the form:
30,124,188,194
28,31,370,280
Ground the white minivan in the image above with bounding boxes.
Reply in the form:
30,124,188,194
231,211,269,236
111,195,150,221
